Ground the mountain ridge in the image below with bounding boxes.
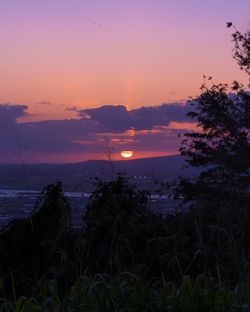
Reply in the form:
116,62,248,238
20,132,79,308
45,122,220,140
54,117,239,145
0,154,198,191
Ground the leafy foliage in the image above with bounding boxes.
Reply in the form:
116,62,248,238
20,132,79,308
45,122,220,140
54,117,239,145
173,25,250,282
83,175,165,275
227,22,250,80
179,24,250,197
2,274,250,312
180,83,250,195
0,183,74,295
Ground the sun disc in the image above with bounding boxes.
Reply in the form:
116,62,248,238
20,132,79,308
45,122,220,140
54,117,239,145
121,150,133,158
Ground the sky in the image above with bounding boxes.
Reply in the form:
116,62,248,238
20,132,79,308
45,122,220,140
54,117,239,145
0,0,249,163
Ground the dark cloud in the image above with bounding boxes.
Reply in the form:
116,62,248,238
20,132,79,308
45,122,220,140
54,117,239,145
37,101,51,105
0,102,193,162
0,104,28,129
19,119,99,153
80,103,190,131
65,106,92,119
97,126,186,155
66,106,80,113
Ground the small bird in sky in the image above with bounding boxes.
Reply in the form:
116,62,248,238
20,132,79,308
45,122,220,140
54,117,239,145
93,22,102,28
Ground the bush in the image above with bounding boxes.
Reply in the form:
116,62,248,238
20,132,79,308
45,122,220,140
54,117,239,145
83,175,166,276
0,182,75,296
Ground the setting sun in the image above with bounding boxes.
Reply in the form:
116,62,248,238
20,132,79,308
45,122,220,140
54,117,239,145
121,151,133,159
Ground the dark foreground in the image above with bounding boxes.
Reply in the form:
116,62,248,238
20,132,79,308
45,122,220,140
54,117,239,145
0,176,249,312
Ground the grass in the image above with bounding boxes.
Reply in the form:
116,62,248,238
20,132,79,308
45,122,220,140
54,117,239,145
1,274,250,311
1,180,250,310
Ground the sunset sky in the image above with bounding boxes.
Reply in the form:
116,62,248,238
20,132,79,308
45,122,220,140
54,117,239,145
0,0,249,163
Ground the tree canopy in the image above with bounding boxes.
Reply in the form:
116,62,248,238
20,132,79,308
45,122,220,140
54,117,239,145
179,25,250,199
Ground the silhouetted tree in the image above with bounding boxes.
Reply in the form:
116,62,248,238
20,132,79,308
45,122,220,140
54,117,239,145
179,25,250,200
0,183,73,295
83,175,165,275
227,22,250,81
172,25,250,281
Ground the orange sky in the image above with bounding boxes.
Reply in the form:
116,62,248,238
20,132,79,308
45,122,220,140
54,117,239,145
0,0,249,122
0,1,249,163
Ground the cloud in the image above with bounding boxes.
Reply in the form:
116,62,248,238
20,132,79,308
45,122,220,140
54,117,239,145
79,102,191,131
65,106,80,113
0,102,194,162
66,106,92,119
96,126,185,154
37,101,51,105
18,119,99,153
0,104,28,129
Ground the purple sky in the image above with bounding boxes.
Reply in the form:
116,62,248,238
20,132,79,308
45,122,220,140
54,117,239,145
0,0,249,162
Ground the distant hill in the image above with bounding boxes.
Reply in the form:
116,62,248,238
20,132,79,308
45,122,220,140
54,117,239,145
0,155,198,191
73,154,196,179
111,155,192,178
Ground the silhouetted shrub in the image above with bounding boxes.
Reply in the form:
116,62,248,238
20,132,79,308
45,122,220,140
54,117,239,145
0,182,75,296
83,175,166,276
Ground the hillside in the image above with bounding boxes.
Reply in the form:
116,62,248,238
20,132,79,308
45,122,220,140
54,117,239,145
0,155,198,191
